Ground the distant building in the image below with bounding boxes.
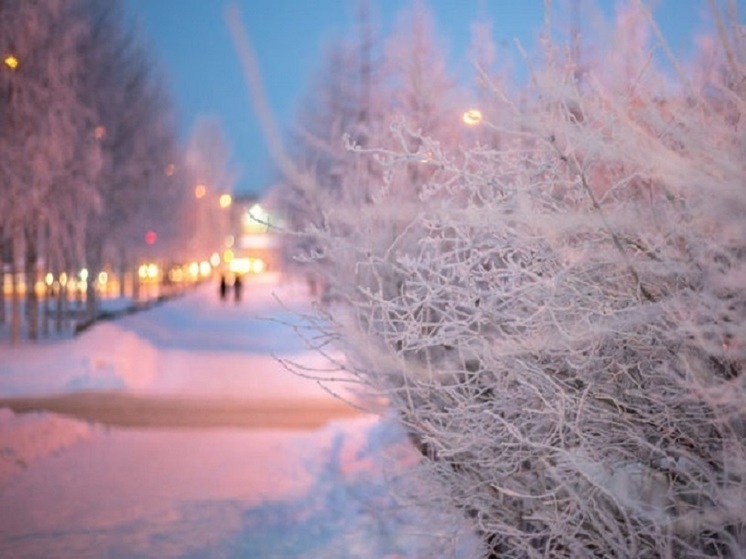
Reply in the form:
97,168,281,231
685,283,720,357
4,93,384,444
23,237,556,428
227,193,282,275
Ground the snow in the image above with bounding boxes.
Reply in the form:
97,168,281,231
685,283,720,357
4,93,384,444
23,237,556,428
0,275,346,399
0,408,97,485
0,273,479,558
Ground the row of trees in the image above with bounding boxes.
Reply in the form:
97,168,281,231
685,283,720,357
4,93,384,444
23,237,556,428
274,0,746,557
0,0,219,344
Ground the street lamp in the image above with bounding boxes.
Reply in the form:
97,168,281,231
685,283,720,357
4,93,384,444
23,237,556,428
219,194,232,209
462,108,483,126
3,54,18,70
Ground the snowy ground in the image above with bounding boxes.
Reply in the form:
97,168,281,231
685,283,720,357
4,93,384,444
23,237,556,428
0,273,479,558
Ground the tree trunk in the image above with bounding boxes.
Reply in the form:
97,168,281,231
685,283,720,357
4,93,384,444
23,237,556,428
41,279,50,337
84,237,102,323
0,228,6,326
132,268,140,302
24,224,39,341
85,277,97,322
75,277,83,316
41,228,55,337
41,243,56,338
119,257,127,298
55,280,64,333
10,233,21,344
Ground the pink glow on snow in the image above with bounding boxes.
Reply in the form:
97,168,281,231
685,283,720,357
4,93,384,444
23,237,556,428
0,274,479,558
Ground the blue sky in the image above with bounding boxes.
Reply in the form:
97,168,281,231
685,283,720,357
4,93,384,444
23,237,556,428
122,1,735,196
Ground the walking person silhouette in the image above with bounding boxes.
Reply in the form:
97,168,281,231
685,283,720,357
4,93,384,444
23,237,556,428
233,275,243,303
219,275,228,301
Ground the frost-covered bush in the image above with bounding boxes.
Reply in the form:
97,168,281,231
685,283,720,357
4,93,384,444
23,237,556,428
285,3,746,557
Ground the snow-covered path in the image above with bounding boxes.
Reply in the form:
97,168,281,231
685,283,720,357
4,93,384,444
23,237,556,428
0,275,362,428
0,274,476,558
0,274,350,400
0,415,425,559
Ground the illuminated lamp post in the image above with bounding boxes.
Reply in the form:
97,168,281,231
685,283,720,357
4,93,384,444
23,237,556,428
3,54,19,70
462,108,483,126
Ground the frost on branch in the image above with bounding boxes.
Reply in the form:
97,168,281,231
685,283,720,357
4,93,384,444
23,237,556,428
282,2,746,557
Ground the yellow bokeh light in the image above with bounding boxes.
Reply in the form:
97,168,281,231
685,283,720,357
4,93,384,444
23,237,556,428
462,108,483,126
210,252,221,267
138,263,159,280
219,194,232,209
229,257,266,275
4,54,18,70
229,258,251,275
223,249,234,263
168,267,184,283
45,273,54,286
195,184,206,199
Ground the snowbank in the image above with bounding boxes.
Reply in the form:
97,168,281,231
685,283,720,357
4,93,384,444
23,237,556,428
0,407,98,486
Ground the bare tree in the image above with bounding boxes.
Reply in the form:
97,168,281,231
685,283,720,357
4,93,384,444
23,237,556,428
275,0,467,306
274,0,391,294
384,0,461,145
0,0,103,342
0,0,188,340
79,0,190,317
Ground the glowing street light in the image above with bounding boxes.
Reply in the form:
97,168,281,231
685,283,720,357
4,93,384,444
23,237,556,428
462,108,483,126
249,203,265,220
219,194,232,209
3,54,19,70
